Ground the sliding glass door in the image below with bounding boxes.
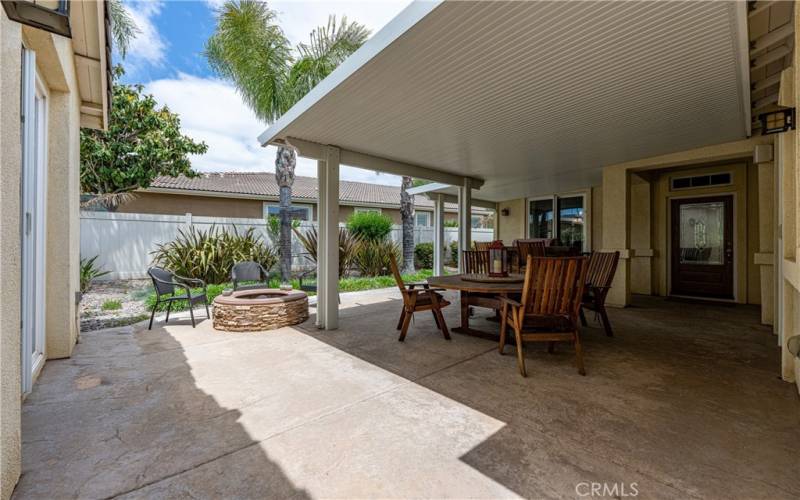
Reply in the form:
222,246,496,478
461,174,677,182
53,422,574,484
20,48,48,394
528,194,586,251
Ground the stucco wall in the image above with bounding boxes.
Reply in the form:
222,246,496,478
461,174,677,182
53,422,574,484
497,198,526,243
1,12,23,500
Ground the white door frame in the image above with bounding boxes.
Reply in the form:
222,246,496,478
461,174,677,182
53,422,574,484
20,48,48,394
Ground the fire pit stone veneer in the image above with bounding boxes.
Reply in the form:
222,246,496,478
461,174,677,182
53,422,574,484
213,289,309,332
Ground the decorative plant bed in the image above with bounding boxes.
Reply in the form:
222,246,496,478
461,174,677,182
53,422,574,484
212,289,309,332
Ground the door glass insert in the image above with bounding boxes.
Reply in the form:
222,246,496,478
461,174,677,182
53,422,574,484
557,196,585,251
529,199,553,239
678,201,725,265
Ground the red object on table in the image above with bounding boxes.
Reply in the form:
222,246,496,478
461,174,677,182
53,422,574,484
488,240,508,277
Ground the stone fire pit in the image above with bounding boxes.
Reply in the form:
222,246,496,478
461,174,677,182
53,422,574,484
212,288,308,332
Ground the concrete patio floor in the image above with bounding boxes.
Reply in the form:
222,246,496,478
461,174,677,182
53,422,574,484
14,289,800,499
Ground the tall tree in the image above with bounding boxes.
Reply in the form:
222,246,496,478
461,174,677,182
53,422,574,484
80,67,208,209
108,0,139,58
206,0,369,283
400,176,415,273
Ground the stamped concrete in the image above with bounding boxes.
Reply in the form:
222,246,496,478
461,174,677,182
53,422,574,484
13,290,800,499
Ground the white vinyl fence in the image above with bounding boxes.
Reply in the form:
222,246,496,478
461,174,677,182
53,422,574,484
80,211,494,280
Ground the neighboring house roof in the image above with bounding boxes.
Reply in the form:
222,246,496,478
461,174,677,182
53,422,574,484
147,173,491,212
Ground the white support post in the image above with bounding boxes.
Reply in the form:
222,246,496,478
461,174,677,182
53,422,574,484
316,159,327,328
458,178,472,272
433,193,445,276
322,146,340,330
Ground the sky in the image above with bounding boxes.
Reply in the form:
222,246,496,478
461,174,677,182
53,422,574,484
120,0,411,185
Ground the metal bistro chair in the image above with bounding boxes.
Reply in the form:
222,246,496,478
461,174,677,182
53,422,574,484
231,261,271,291
147,267,210,329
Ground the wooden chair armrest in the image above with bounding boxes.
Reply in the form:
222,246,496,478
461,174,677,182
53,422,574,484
498,296,522,308
405,287,446,295
405,282,430,288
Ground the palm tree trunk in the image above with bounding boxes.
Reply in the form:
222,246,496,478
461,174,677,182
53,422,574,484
275,146,297,283
400,176,415,274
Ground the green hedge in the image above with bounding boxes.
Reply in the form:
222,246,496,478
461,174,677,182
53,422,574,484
414,242,433,269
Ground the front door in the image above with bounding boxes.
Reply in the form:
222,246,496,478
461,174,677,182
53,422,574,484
670,195,734,299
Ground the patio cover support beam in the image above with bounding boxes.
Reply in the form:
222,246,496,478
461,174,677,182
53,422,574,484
458,178,472,272
602,167,631,307
433,194,445,276
316,159,327,328
320,146,341,330
277,137,484,189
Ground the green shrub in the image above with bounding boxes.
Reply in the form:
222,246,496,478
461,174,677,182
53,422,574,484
80,255,110,293
449,241,459,264
151,225,277,284
414,242,434,269
293,226,360,277
444,220,459,228
101,299,122,311
354,239,401,276
346,211,393,242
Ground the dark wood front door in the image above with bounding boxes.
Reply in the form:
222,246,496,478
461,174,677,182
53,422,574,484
670,195,734,299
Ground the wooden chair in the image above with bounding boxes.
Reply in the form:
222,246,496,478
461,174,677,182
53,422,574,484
474,241,494,251
515,240,546,270
462,250,490,274
390,255,451,341
462,250,500,316
580,251,620,337
498,255,589,376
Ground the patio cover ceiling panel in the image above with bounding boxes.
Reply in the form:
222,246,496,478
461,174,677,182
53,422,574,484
260,1,750,201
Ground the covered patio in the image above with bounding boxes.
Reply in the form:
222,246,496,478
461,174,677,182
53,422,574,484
15,290,799,498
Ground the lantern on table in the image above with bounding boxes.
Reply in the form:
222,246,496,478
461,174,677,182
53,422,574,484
488,240,508,277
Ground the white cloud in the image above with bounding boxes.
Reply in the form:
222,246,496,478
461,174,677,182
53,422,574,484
145,74,402,185
121,0,167,74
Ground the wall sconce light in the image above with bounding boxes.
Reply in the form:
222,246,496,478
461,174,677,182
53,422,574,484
758,108,795,135
501,208,510,216
2,1,71,38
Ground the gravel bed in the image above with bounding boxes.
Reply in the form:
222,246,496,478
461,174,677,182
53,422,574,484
80,279,152,332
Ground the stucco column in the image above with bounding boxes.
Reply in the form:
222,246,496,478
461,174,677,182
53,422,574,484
433,194,445,276
754,146,775,326
602,166,631,307
46,89,80,359
458,178,472,272
321,146,340,330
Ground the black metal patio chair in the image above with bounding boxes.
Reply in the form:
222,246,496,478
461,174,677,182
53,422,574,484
147,267,210,329
231,261,272,291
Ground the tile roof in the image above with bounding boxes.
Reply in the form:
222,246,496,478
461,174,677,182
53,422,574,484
149,173,450,209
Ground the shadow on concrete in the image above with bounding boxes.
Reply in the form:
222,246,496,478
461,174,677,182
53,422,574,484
15,316,310,499
298,293,800,499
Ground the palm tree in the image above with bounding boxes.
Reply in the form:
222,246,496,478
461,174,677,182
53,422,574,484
206,1,369,283
400,176,415,273
108,0,139,58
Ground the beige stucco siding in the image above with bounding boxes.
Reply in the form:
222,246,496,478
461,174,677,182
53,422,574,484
44,32,82,359
119,192,265,218
116,191,455,227
1,12,24,500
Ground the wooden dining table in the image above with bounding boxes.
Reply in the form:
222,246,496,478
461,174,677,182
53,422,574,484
427,274,525,341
